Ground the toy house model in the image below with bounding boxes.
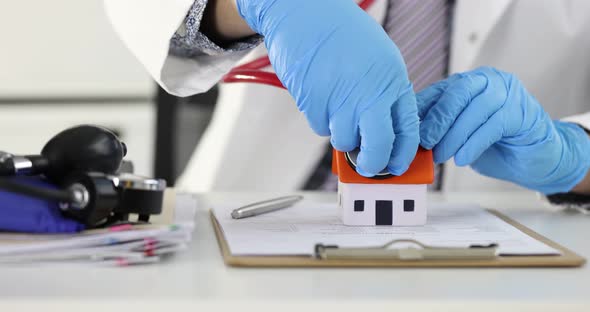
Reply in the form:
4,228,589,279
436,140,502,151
332,148,434,226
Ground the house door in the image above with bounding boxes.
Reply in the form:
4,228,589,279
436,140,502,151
375,200,393,225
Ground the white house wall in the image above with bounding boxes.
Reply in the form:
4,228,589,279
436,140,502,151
338,182,427,226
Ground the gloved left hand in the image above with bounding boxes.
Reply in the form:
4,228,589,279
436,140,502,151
236,0,419,176
417,67,590,194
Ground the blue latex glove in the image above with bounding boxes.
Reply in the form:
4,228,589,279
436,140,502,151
417,67,590,194
0,177,85,233
236,0,419,176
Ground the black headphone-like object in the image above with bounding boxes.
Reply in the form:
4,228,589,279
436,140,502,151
0,125,166,228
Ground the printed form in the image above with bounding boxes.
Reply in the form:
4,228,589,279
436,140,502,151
212,202,560,256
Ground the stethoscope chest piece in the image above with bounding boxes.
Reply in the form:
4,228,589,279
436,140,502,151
344,149,394,179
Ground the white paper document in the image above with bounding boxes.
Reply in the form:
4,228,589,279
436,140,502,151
212,202,560,256
0,193,197,266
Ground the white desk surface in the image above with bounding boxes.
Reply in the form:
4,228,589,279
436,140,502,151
1,191,589,311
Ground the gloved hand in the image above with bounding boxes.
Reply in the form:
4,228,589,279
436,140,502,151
417,67,590,194
0,177,84,233
236,0,419,176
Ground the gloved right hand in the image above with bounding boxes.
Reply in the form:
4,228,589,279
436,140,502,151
236,0,420,176
417,67,590,194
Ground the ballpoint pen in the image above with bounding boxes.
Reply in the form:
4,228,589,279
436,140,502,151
230,195,304,219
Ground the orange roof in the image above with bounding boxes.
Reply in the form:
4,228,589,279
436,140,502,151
332,148,434,184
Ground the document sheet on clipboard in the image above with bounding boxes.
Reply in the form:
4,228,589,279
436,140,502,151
212,202,560,256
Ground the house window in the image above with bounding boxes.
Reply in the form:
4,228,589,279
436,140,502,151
375,200,393,225
354,200,364,212
404,200,415,212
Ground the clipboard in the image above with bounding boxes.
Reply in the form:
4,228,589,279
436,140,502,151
210,210,586,267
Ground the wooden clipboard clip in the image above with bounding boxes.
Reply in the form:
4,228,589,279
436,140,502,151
314,239,498,261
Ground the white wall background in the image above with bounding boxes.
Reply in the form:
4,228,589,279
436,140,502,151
0,0,156,176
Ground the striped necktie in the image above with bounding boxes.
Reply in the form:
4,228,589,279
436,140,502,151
386,0,451,191
385,0,451,92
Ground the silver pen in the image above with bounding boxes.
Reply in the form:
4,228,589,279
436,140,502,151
231,195,304,219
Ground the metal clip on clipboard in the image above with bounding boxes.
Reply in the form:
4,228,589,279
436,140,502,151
314,239,498,261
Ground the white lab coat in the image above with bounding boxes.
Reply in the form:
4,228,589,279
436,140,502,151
104,0,590,193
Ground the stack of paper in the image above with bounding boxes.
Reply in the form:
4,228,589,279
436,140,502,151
0,192,196,266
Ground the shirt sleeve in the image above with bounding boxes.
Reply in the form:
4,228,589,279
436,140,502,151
544,112,590,210
562,112,590,132
103,0,263,97
169,0,263,58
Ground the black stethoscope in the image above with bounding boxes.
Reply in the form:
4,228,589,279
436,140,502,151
0,125,166,228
